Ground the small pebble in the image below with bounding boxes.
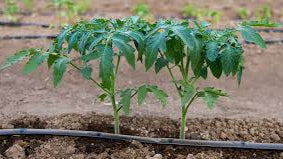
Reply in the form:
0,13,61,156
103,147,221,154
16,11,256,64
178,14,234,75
270,134,281,141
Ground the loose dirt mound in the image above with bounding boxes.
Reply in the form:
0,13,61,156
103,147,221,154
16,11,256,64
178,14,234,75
0,113,283,158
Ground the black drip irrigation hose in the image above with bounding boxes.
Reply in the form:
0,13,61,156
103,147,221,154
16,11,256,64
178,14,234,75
1,35,283,45
0,21,283,33
0,35,57,40
0,21,52,28
0,128,283,150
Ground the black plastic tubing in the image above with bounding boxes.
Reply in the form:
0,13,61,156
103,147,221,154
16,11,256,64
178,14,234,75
0,129,283,150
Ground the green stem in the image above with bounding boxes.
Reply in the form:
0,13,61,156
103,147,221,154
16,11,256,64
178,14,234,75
110,55,121,134
180,108,187,139
166,65,182,97
179,93,198,139
70,62,111,94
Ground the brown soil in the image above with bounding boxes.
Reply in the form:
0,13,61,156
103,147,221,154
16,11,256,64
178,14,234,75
0,113,283,158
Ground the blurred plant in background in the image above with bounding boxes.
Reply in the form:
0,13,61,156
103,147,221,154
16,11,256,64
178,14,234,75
4,0,19,22
237,7,250,20
22,0,34,12
255,4,272,21
182,4,222,23
50,0,91,25
132,1,154,22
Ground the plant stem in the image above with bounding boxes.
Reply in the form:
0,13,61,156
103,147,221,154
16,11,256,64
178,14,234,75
110,94,120,134
110,55,121,134
180,93,198,139
166,65,182,97
180,108,187,139
69,62,111,94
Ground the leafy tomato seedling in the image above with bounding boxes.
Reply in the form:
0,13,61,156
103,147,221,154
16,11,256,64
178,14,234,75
142,19,274,139
1,17,168,134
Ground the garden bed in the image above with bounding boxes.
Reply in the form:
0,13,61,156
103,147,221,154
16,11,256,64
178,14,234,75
0,113,283,158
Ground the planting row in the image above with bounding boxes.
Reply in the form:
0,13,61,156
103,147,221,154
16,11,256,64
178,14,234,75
1,0,280,24
0,17,273,139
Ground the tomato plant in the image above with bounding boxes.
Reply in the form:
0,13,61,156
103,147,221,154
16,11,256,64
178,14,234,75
142,19,272,139
1,17,168,134
1,17,274,138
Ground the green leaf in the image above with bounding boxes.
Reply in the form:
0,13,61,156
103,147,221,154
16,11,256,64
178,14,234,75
127,31,145,61
23,51,48,75
209,59,222,79
1,50,30,70
155,57,168,73
137,85,147,106
241,20,283,27
181,84,195,107
171,26,195,50
200,66,207,79
98,45,114,89
98,93,108,102
79,31,93,54
53,57,70,87
47,53,60,69
88,34,103,51
113,34,136,69
206,41,219,62
238,26,266,48
80,65,92,80
237,56,245,85
68,31,79,53
81,51,101,62
147,85,168,107
220,47,239,76
119,89,133,115
202,87,227,109
145,30,168,70
57,28,71,50
171,26,204,77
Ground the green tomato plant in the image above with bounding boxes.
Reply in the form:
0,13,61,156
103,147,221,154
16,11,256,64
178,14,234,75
1,17,275,138
142,19,270,139
0,17,168,134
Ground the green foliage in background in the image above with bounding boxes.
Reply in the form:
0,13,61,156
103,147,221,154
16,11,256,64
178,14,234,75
4,0,19,22
132,1,154,22
255,4,272,21
237,8,250,20
182,4,222,23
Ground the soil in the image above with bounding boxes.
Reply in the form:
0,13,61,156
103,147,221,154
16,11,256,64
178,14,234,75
0,113,283,158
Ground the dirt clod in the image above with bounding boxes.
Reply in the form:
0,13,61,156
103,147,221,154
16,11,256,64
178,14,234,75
5,144,26,159
270,134,281,142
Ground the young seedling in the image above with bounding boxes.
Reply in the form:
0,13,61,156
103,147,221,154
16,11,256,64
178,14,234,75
132,1,154,22
22,0,34,12
182,4,222,23
51,0,77,24
143,19,270,139
237,8,250,20
4,0,19,22
0,17,168,134
75,0,91,15
255,4,272,21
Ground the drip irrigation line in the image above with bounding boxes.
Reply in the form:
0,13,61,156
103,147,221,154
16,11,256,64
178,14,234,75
0,35,57,40
0,21,52,28
0,21,283,33
0,129,282,150
1,35,283,45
